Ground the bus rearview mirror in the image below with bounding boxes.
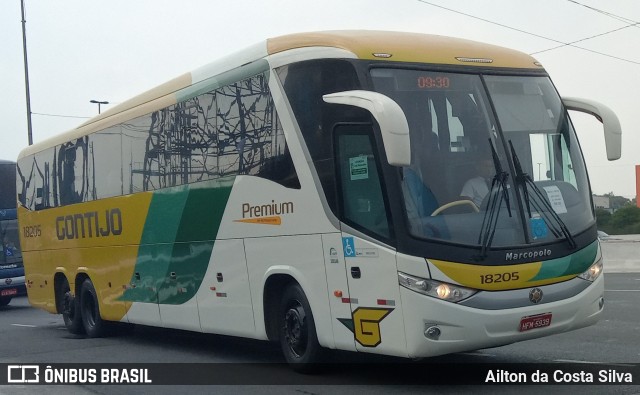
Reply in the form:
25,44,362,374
323,90,411,167
563,97,622,161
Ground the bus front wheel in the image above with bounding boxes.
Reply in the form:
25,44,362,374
278,283,322,371
79,278,107,338
61,277,84,335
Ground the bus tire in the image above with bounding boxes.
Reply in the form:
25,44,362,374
79,278,108,338
61,277,85,335
278,283,323,371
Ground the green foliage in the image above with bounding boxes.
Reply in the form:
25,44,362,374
603,192,632,210
596,204,640,235
595,208,611,228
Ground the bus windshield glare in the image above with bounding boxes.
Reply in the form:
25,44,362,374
370,69,593,248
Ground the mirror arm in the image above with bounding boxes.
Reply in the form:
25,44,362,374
562,97,622,161
323,90,411,166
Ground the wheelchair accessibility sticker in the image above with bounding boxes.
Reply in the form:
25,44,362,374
342,237,356,257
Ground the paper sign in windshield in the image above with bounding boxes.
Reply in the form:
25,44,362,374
543,185,568,214
349,156,369,180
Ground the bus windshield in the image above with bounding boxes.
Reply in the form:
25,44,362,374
370,69,593,248
0,161,22,267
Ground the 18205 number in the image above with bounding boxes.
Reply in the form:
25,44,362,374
480,271,520,284
23,225,42,238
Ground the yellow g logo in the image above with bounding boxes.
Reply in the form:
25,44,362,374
338,307,393,347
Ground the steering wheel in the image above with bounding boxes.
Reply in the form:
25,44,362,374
431,200,479,216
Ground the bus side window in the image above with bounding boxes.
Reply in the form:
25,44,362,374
335,131,391,239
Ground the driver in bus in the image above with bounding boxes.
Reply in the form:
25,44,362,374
460,158,494,208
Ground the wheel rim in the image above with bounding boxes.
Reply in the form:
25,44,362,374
283,300,307,358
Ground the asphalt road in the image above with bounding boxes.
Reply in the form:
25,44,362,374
0,273,638,395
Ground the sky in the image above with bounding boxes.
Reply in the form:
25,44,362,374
1,0,638,198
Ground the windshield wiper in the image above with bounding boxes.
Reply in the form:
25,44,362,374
476,140,512,260
508,141,576,249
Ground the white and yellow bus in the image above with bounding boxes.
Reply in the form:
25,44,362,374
17,31,621,367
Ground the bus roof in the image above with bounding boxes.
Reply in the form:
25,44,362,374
267,30,541,68
18,30,542,160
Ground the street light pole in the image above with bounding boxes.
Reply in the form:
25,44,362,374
21,0,33,146
90,100,109,114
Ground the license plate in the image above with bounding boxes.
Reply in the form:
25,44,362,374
1,288,17,297
519,312,552,332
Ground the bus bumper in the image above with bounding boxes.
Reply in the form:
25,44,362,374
400,275,604,358
0,275,27,299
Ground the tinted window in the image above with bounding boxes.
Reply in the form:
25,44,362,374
18,71,299,211
336,130,391,239
278,60,366,213
0,163,16,209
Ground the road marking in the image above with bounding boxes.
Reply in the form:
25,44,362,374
605,290,640,292
554,359,634,367
10,324,37,328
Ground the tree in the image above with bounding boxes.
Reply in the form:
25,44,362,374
603,192,631,210
595,207,611,229
606,205,640,235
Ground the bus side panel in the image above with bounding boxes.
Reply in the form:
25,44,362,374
158,295,200,331
124,302,161,327
40,246,132,321
21,237,135,320
342,235,408,358
22,250,56,313
321,233,357,351
87,245,137,322
123,179,234,328
17,193,152,321
244,235,333,347
197,238,256,337
215,175,339,342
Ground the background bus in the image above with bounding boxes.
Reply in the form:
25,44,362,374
1,160,26,307
16,31,620,367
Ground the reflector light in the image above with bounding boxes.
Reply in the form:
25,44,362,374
455,57,493,63
376,299,396,306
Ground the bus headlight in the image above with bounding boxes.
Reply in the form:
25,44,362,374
398,272,477,303
577,258,603,282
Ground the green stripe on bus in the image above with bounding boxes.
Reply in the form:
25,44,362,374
159,178,234,304
120,178,234,304
529,241,598,282
120,186,190,303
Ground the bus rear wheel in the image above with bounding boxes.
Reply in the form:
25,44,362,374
278,284,322,371
79,278,108,338
61,277,84,335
